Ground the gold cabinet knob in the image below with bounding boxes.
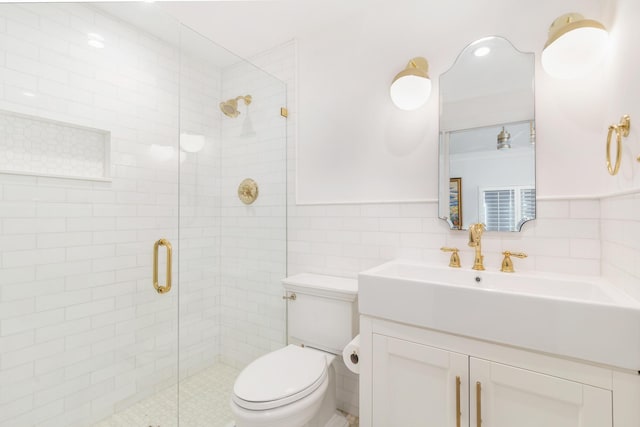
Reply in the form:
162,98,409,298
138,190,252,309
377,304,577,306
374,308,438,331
501,251,527,273
441,247,461,268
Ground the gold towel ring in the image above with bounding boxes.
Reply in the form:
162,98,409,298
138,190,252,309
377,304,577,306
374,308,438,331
606,115,631,176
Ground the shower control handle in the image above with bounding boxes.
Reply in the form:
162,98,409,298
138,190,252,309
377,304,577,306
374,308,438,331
282,293,297,301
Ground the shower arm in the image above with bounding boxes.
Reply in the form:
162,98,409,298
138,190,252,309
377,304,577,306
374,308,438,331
235,95,252,106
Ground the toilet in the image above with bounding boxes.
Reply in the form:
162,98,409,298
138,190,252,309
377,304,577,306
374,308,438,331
230,273,358,427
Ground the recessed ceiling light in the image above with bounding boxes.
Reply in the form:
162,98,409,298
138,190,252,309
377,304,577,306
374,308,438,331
474,46,491,57
23,91,36,97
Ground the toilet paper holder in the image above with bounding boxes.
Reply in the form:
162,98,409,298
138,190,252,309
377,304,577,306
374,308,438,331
343,334,361,374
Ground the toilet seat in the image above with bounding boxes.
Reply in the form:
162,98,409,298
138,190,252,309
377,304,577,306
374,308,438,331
232,345,328,411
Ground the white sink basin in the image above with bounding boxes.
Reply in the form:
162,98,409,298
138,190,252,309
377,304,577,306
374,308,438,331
359,260,640,370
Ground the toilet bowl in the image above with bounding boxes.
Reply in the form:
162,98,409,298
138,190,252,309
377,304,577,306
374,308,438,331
230,273,358,427
231,345,333,427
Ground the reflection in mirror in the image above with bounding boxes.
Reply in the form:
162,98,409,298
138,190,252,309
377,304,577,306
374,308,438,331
438,36,535,232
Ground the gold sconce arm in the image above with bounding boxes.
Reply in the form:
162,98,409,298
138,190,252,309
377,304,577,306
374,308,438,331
606,115,632,176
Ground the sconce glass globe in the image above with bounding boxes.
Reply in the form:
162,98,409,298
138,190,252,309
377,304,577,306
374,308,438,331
541,13,608,79
390,57,431,110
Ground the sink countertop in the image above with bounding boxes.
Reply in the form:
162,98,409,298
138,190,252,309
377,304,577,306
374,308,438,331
358,259,640,371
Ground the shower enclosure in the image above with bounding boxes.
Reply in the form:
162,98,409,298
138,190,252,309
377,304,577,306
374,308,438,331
0,3,287,427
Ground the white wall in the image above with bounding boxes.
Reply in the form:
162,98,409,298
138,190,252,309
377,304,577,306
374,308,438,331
285,0,630,416
290,0,611,274
600,0,640,298
296,0,608,203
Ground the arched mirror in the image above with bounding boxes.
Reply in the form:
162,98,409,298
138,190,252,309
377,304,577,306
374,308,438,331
438,36,535,232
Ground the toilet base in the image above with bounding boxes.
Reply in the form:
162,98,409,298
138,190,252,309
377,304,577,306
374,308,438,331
228,411,347,427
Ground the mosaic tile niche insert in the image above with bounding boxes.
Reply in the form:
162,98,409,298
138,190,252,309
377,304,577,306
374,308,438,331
0,110,110,180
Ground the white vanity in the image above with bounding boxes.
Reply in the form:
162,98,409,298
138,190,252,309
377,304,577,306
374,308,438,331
358,259,640,427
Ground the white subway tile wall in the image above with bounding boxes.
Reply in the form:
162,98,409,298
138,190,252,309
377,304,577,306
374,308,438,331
0,3,289,425
177,30,223,381
0,3,234,426
287,199,602,280
601,192,640,302
218,54,288,369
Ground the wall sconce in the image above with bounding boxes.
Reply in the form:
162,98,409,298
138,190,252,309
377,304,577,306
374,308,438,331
541,13,608,79
497,127,511,150
390,57,431,110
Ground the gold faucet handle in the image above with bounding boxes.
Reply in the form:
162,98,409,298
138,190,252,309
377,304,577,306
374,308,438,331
501,251,528,273
441,247,461,268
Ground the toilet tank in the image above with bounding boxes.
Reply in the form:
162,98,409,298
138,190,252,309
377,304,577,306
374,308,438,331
282,273,358,355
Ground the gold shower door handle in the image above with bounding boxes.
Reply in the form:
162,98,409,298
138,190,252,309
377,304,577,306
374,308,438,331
153,238,173,294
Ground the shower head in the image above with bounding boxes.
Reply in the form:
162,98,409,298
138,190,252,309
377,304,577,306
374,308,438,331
220,95,252,118
220,99,239,118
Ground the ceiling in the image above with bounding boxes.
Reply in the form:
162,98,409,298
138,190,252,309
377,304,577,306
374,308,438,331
158,0,373,59
96,1,374,67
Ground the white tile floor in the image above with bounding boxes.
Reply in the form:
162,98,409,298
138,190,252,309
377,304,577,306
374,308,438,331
93,361,360,427
93,362,239,427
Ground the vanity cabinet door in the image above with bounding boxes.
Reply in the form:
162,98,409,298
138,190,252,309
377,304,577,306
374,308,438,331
470,357,612,427
372,334,468,427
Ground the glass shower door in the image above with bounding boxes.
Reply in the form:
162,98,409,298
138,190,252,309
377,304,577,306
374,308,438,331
178,23,288,427
0,3,182,427
0,2,286,426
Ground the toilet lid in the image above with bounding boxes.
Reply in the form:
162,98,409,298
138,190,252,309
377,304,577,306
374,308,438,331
233,345,328,410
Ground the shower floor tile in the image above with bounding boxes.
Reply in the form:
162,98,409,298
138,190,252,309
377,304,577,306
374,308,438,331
92,362,239,427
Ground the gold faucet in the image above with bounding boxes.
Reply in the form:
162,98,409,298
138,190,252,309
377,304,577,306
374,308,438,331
440,247,461,268
468,223,485,271
500,251,528,273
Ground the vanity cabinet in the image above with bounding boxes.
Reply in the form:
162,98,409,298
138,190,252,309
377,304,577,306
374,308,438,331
372,334,468,426
361,318,633,427
470,358,611,427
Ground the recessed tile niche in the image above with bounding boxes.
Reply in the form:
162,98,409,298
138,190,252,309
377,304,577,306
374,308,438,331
0,110,110,181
